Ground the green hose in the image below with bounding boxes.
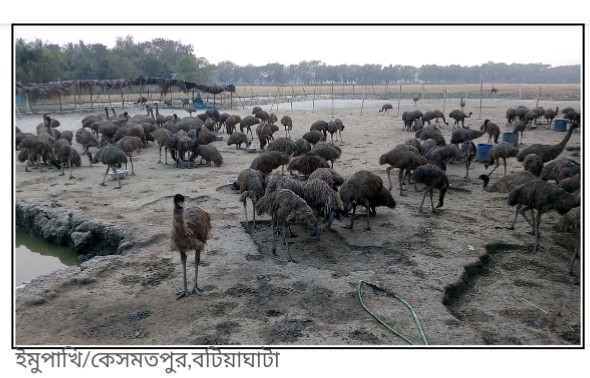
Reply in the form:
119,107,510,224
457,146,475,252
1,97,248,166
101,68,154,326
358,280,429,345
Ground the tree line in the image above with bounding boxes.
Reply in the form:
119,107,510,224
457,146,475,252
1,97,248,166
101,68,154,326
15,37,580,86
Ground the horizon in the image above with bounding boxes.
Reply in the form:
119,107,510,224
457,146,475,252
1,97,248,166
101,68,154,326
13,25,583,68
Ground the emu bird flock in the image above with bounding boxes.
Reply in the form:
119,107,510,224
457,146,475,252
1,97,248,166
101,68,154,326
15,96,581,304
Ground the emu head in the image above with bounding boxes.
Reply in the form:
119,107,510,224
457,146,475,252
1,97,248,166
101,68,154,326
174,194,185,209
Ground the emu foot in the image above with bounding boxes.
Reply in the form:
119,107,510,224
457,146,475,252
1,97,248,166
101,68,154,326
176,290,189,300
362,226,372,231
192,286,204,295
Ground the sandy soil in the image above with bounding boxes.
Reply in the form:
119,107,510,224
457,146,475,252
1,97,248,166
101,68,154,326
13,97,582,346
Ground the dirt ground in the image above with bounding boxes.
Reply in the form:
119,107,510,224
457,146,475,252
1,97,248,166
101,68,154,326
13,96,582,346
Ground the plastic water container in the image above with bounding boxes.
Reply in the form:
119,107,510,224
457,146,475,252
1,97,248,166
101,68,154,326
554,119,568,132
502,132,519,147
476,144,493,163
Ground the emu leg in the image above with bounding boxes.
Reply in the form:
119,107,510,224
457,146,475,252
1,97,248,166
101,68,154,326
463,161,471,181
177,251,189,299
86,151,93,167
251,199,257,230
271,218,278,256
487,162,499,176
507,205,533,230
386,166,394,191
68,157,74,179
129,155,135,175
242,201,251,233
157,146,163,164
192,242,205,294
419,189,429,214
59,159,65,176
569,247,579,276
533,211,544,252
100,165,110,186
429,189,437,213
343,205,357,229
115,169,123,189
363,204,372,231
398,168,407,196
284,224,297,263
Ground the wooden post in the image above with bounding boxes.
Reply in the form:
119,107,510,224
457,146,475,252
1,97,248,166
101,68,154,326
397,84,402,118
58,93,62,112
89,86,93,110
121,90,124,108
312,85,316,114
443,87,447,114
230,92,233,109
536,86,542,108
360,86,366,116
479,81,483,120
331,82,334,116
291,86,295,112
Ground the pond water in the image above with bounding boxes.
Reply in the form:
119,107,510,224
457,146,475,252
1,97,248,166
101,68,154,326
14,230,79,286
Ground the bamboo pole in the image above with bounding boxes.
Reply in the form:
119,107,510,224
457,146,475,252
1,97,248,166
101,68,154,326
396,84,402,118
443,87,447,114
121,90,124,108
291,86,295,112
58,93,62,112
535,86,542,108
90,86,93,110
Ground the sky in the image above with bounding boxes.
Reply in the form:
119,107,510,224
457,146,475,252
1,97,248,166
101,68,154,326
12,24,583,68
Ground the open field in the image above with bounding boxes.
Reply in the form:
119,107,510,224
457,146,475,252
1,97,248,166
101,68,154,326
18,83,580,114
14,94,581,347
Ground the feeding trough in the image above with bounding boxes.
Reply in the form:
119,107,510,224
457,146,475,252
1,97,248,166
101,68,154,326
108,169,128,181
247,145,258,153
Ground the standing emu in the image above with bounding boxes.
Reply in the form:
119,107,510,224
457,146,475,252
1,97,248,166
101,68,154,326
379,147,426,196
413,93,421,106
94,145,128,189
379,103,393,115
481,119,500,144
52,139,77,179
485,142,519,176
115,136,143,175
554,207,581,276
507,181,580,252
516,123,578,163
171,194,212,299
255,189,321,263
237,168,265,233
449,110,472,129
411,163,449,214
338,170,394,231
281,115,293,139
